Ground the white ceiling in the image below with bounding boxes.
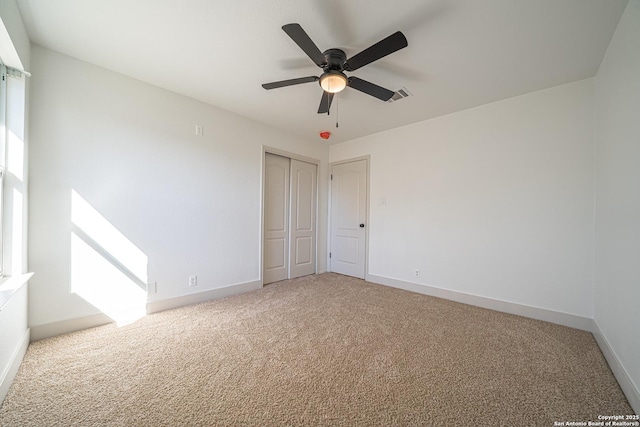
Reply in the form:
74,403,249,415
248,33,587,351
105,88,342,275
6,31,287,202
17,0,627,145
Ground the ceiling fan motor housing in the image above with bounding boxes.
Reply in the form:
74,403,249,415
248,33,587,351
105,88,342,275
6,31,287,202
323,48,347,71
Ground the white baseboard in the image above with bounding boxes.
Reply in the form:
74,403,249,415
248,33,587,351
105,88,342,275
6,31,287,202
31,279,262,341
592,321,640,414
366,274,593,331
147,279,261,314
30,313,112,341
0,327,30,405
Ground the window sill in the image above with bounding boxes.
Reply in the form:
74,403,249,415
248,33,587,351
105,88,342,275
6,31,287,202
0,272,34,311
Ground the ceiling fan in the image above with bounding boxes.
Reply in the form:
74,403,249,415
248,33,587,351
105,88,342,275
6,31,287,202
262,23,408,114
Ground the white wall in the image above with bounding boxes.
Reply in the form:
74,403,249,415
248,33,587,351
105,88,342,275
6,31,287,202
28,45,328,330
0,0,30,404
330,79,595,317
593,0,640,411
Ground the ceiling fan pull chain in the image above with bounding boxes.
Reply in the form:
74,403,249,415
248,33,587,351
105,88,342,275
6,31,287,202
336,94,339,128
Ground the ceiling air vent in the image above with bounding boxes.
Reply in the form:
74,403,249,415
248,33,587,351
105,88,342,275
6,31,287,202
387,87,413,103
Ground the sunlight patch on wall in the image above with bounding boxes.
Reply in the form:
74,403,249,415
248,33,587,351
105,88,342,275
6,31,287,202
70,190,148,326
71,190,147,282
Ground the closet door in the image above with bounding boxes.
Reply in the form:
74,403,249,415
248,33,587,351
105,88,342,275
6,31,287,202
289,159,317,279
263,153,290,284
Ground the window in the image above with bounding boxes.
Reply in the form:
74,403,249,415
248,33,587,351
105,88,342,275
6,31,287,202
0,64,7,276
0,63,28,279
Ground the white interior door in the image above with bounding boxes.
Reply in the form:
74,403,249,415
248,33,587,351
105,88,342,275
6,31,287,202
264,153,290,284
330,159,367,279
289,159,317,279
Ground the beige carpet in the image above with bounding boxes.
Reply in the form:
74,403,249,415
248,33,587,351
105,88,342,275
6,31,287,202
0,273,632,426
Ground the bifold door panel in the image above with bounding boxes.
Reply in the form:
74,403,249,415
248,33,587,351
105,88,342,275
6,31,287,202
264,153,317,284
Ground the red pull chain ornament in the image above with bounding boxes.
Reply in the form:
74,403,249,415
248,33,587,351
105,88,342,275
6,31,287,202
319,131,331,140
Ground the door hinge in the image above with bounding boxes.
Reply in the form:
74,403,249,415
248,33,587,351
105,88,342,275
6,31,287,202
330,174,333,180
329,252,332,258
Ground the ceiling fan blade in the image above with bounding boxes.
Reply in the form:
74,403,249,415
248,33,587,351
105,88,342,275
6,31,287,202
347,77,395,101
344,31,408,71
282,23,326,68
317,91,334,114
262,76,318,90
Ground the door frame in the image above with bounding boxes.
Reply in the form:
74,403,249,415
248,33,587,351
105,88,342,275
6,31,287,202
328,155,370,280
261,146,320,286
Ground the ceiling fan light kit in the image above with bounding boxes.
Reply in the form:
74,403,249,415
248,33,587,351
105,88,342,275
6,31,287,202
262,23,408,115
319,72,347,93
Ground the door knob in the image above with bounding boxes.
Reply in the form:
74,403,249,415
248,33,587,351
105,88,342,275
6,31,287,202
359,224,365,228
